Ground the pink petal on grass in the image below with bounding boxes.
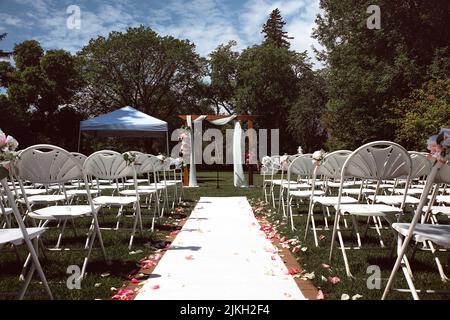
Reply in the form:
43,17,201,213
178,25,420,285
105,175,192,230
328,276,341,285
292,246,300,254
319,234,326,241
131,278,140,284
280,236,286,242
321,263,331,269
316,290,325,300
288,267,301,275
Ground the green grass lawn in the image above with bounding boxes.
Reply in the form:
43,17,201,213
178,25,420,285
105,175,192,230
1,170,449,300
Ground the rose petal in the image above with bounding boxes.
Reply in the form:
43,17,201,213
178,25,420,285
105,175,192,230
316,290,325,300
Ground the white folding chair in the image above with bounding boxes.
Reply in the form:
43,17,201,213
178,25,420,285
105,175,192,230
0,176,53,299
84,150,143,249
14,144,108,280
329,141,413,278
285,154,324,231
304,150,359,247
383,159,450,300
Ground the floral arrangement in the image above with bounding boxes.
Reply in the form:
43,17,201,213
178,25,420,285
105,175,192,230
156,154,167,162
178,129,191,157
297,146,303,155
123,152,137,166
312,149,326,166
427,128,450,163
0,129,19,180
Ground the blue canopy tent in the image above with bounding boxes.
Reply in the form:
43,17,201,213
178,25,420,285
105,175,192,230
78,106,169,153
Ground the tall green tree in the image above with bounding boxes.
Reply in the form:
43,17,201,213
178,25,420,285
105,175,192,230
0,40,82,148
77,26,211,125
314,0,450,149
208,41,239,114
262,8,293,48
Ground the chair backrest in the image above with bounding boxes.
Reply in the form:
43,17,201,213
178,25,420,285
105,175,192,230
71,152,87,167
408,151,432,179
287,154,314,177
317,150,352,179
84,150,133,180
342,141,412,181
15,145,84,184
435,161,450,184
135,154,160,175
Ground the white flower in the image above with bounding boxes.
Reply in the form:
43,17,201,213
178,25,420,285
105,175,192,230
6,136,18,151
156,154,166,161
312,150,324,161
297,146,303,155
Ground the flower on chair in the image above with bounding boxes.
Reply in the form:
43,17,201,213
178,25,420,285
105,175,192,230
427,128,450,163
123,152,137,166
312,149,326,166
0,129,19,179
297,146,303,155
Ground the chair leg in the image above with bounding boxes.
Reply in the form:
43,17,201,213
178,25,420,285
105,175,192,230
336,226,354,279
427,241,449,282
350,215,362,248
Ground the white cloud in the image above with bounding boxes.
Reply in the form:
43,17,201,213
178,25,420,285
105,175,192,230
5,0,324,68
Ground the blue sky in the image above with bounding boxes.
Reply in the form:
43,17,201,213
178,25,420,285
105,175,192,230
0,0,323,67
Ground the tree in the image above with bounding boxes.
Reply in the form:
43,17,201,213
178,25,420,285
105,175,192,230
209,41,239,114
76,26,211,126
262,8,293,48
1,40,82,148
287,69,328,152
235,43,315,153
314,0,450,150
393,78,450,151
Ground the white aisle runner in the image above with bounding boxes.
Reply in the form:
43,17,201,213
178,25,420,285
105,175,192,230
135,197,306,300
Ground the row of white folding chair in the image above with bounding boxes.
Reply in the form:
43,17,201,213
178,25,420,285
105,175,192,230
12,144,108,285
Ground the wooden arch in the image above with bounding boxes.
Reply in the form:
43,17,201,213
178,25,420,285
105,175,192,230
178,115,259,186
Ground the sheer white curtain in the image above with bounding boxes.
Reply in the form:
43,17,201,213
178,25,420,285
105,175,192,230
187,115,206,187
233,121,247,187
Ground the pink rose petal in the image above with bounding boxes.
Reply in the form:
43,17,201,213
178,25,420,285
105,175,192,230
316,290,325,300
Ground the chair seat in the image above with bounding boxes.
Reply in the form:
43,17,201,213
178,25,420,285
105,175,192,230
281,182,311,189
16,189,47,196
93,196,137,206
160,179,182,184
326,181,355,188
313,196,358,206
0,227,47,245
126,179,149,184
342,188,376,195
120,189,157,196
434,195,450,204
368,195,420,205
366,184,395,189
17,195,68,204
393,223,450,248
337,204,402,217
391,188,425,196
423,206,450,216
29,205,101,220
48,185,78,190
0,208,12,215
96,185,122,190
65,189,99,196
290,190,325,198
137,185,166,191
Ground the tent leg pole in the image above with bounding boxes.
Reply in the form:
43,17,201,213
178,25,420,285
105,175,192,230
77,129,82,153
166,131,170,156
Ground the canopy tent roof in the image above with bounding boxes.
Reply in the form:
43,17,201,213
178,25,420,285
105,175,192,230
80,106,168,138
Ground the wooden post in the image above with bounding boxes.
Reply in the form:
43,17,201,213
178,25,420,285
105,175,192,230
248,119,254,186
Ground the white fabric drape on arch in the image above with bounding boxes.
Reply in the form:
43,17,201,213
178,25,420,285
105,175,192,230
233,121,248,187
186,115,247,188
